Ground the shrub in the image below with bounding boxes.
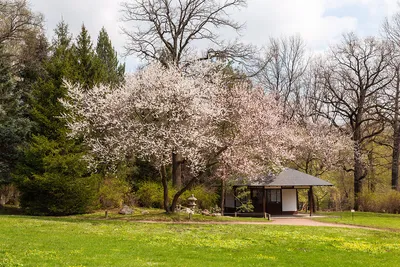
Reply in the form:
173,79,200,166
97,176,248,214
234,186,254,212
134,181,218,210
17,173,99,215
358,190,400,213
181,185,218,210
99,176,131,209
134,181,166,208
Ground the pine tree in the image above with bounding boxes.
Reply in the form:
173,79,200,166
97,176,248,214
53,19,72,48
95,27,125,86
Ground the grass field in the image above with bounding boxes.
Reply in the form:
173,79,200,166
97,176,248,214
75,208,271,223
1,214,400,267
314,211,400,231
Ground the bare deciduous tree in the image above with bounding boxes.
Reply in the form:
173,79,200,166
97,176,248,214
317,33,393,209
120,0,248,67
382,13,400,191
0,0,42,46
256,35,309,119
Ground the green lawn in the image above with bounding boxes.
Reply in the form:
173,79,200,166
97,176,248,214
0,205,271,223
314,211,400,231
1,215,400,266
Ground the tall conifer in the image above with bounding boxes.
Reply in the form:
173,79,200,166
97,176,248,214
95,27,125,86
14,21,99,215
72,24,97,90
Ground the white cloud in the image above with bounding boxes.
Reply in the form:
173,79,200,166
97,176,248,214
232,0,358,50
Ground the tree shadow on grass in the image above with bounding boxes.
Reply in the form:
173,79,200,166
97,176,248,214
0,205,23,215
0,206,170,226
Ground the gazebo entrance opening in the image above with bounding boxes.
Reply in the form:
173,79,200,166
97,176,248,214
250,188,264,213
267,189,282,214
250,188,283,215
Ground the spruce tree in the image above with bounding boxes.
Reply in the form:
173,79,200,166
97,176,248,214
16,30,48,112
15,22,127,214
0,47,30,185
0,29,47,186
14,21,99,215
29,20,74,139
95,27,125,86
72,24,97,90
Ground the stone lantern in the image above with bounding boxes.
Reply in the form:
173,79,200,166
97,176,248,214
187,194,197,209
187,194,197,220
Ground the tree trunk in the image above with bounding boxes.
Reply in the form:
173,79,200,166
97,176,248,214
160,166,170,213
0,194,5,206
170,175,200,212
220,178,225,216
170,149,225,212
308,187,314,216
392,70,400,191
392,124,400,190
353,129,365,210
368,149,376,192
353,159,363,210
172,152,182,189
315,195,320,211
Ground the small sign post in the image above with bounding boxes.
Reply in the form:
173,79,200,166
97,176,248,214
351,209,355,221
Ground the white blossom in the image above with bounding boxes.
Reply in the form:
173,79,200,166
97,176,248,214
61,61,346,181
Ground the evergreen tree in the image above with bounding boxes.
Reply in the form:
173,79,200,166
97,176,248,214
14,21,99,215
15,135,99,215
53,19,72,49
0,28,47,187
72,24,97,90
16,30,49,112
29,20,74,139
95,27,125,86
15,22,127,214
0,47,30,185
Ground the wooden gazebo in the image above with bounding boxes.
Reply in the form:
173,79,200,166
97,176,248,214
224,168,333,216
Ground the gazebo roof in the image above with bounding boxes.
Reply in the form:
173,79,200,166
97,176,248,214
235,168,333,187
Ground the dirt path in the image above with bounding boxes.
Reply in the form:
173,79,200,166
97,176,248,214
130,218,383,231
268,218,380,230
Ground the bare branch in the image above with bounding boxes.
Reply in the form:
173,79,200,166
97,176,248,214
0,0,43,46
120,0,247,66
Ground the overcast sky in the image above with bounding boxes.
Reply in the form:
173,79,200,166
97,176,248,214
29,0,399,72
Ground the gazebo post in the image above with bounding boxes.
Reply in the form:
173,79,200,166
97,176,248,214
309,186,313,217
233,186,237,211
263,187,266,218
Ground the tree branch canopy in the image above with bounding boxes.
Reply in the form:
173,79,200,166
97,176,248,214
120,0,248,66
0,0,43,46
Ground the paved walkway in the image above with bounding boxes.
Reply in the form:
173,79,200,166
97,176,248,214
269,218,364,228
